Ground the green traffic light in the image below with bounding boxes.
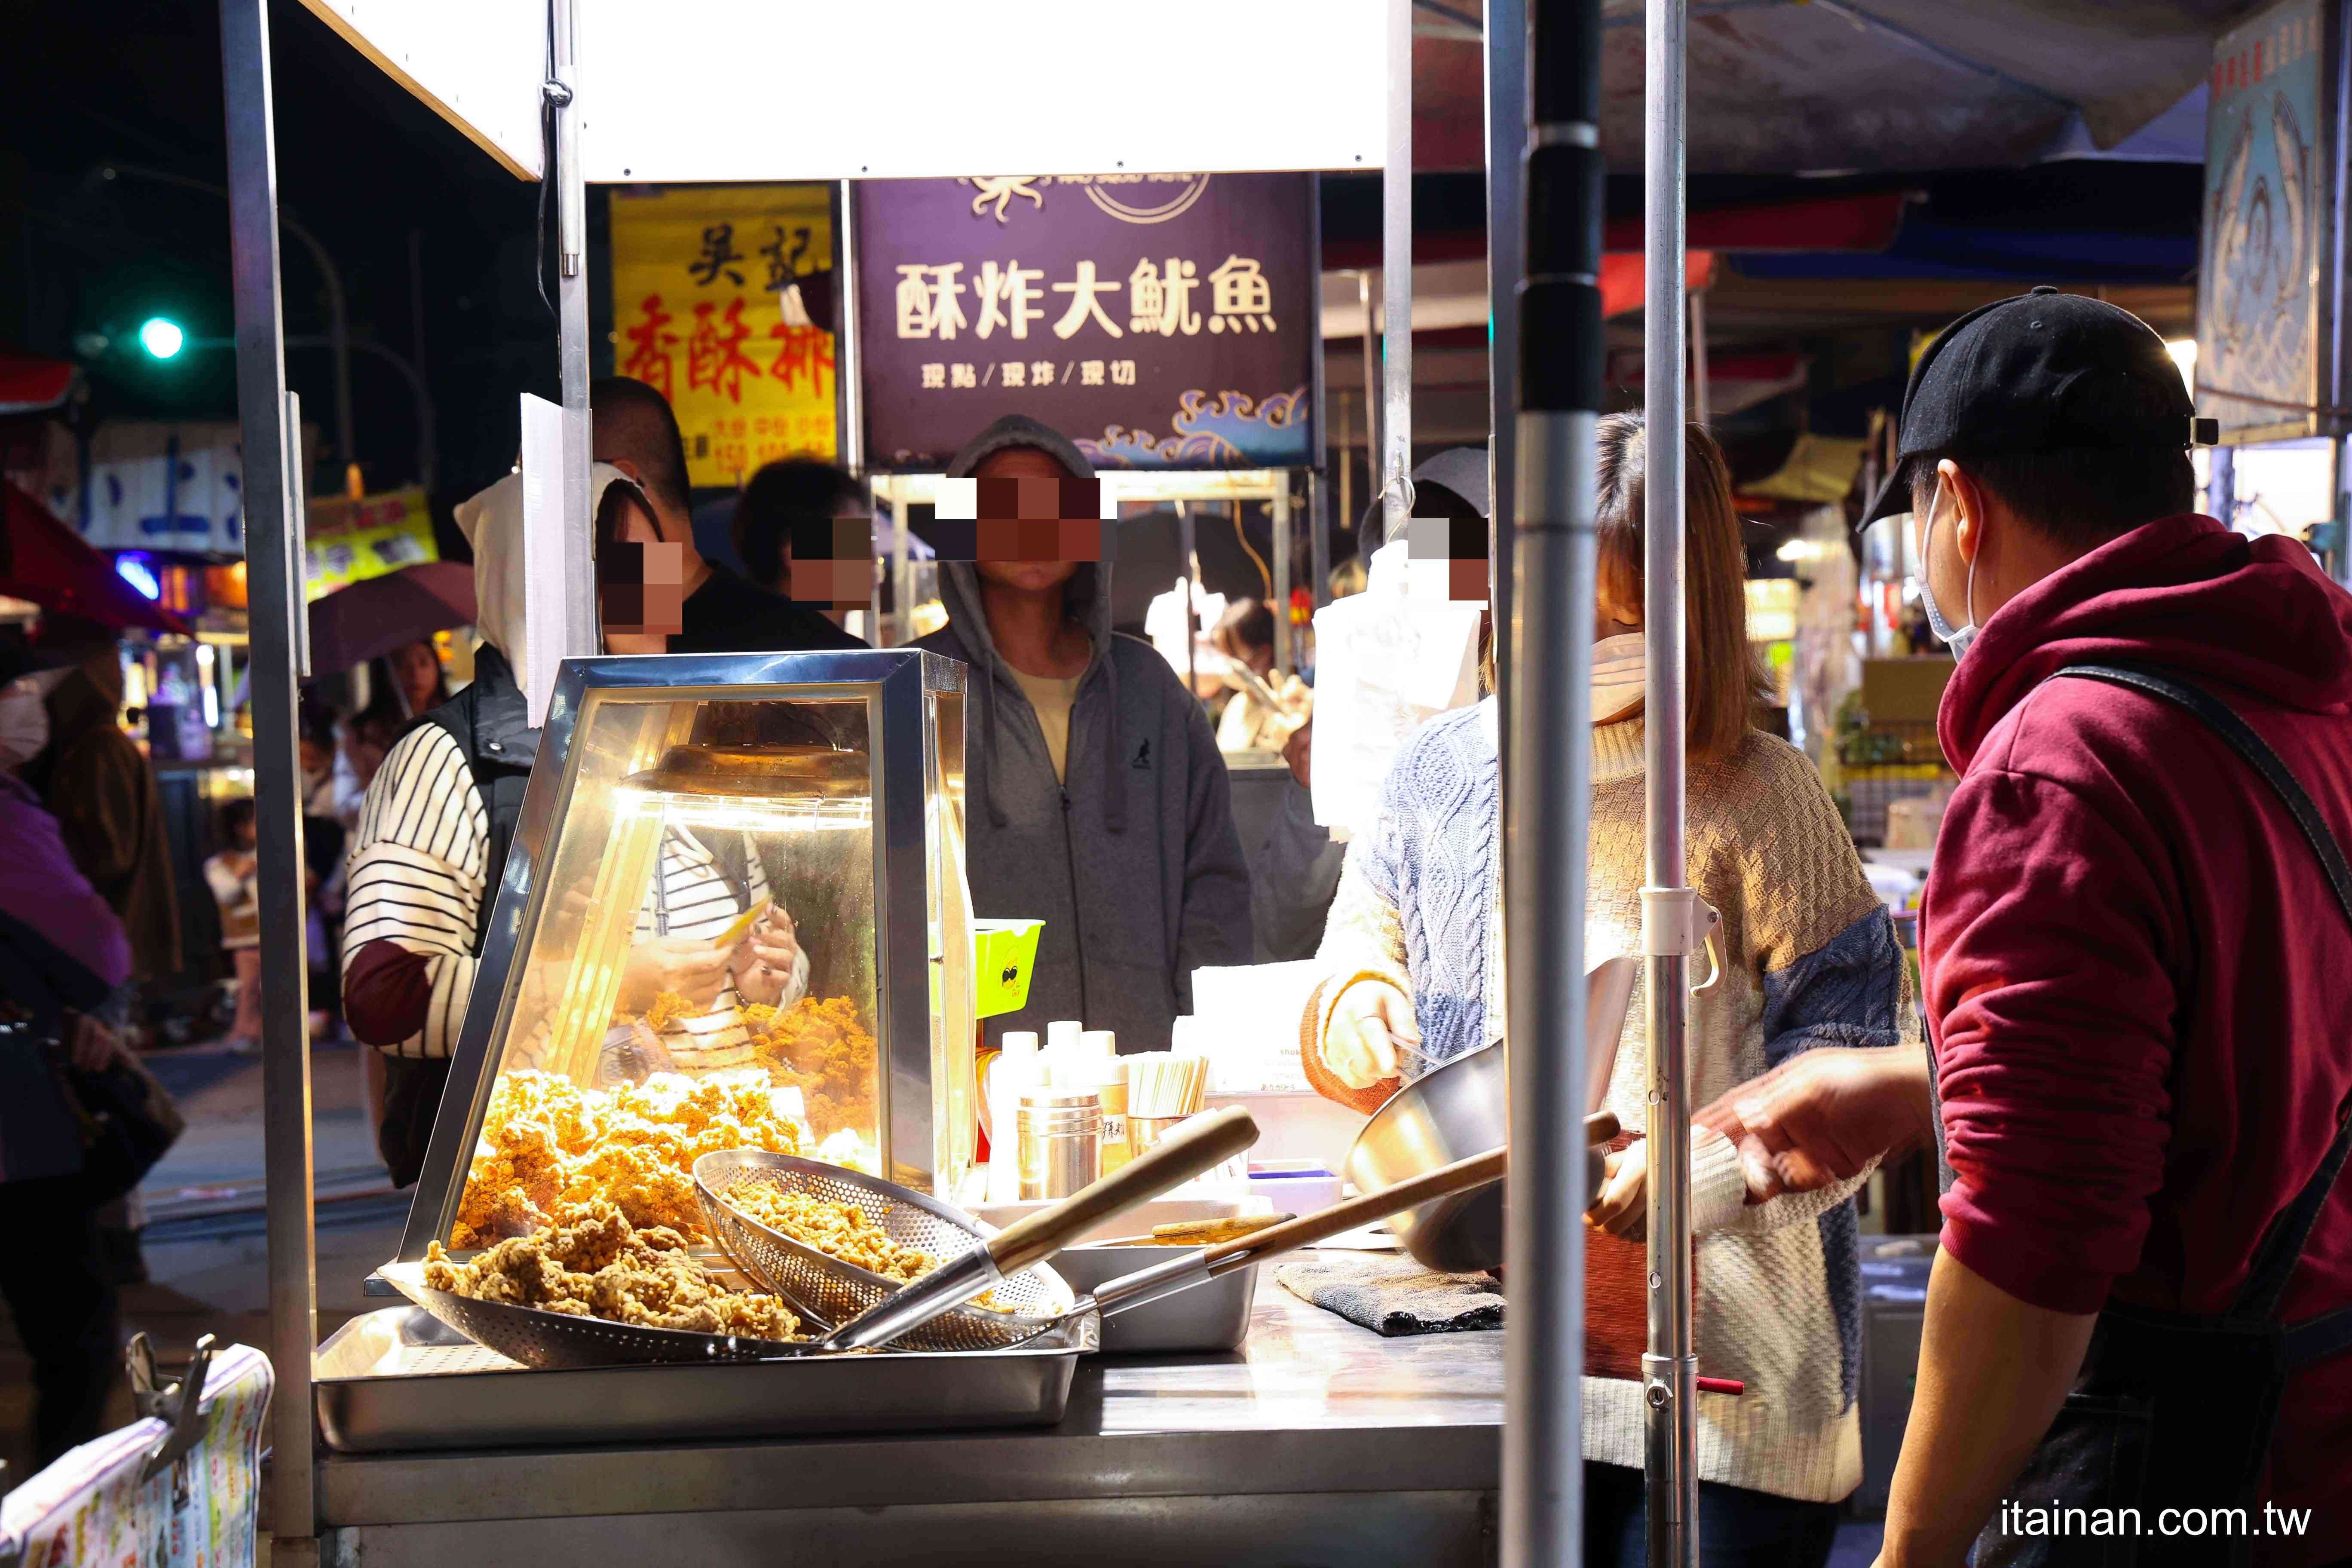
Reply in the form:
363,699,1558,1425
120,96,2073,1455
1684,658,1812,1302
139,317,186,359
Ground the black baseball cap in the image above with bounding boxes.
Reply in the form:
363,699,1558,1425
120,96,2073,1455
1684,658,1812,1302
1860,286,2217,525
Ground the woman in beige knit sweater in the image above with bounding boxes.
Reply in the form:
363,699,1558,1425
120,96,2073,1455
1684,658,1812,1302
1301,416,1911,1566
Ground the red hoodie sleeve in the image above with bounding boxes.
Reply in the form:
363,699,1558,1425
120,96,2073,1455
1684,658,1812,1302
1925,766,2182,1316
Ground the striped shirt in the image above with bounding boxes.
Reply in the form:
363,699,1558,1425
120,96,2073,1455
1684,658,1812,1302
341,725,488,1060
343,726,811,1065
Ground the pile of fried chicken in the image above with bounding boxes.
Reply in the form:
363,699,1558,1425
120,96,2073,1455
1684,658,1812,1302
424,1197,802,1341
721,1179,939,1284
452,1069,805,1250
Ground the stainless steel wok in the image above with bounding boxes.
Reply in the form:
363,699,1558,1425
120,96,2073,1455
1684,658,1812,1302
1343,954,1640,1271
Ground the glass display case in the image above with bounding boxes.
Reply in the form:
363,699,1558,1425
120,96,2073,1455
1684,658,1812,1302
396,649,974,1262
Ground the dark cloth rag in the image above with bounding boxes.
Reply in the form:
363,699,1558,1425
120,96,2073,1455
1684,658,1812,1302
1275,1252,1503,1336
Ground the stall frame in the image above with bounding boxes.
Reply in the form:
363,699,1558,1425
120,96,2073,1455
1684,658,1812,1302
392,646,968,1264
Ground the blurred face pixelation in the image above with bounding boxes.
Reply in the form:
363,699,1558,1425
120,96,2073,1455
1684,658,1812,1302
598,491,686,640
968,446,1088,593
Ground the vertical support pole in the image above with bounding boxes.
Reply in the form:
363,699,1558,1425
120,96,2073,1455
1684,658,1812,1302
1689,287,1711,431
1338,399,1355,557
836,178,877,640
1308,175,1329,612
1383,0,1416,547
1642,0,1699,1561
1504,0,1602,1560
1308,469,1333,612
550,0,595,668
1177,501,1198,698
1272,480,1294,677
218,4,316,1560
1358,270,1381,524
1488,0,1527,722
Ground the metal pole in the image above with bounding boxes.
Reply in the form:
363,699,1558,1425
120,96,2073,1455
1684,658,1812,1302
1177,501,1198,697
1689,287,1711,431
1309,469,1332,611
1503,0,1602,1558
1272,480,1294,677
836,179,878,640
1488,0,1526,717
1383,0,1416,547
218,3,317,1560
551,0,594,662
1642,0,1699,1559
1358,270,1380,530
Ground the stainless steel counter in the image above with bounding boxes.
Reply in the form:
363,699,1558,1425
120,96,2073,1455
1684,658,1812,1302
319,1284,1504,1567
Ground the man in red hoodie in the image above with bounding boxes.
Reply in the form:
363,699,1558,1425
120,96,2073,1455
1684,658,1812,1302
1703,290,2352,1566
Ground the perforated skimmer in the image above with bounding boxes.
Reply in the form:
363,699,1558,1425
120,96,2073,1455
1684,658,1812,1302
694,1150,1078,1352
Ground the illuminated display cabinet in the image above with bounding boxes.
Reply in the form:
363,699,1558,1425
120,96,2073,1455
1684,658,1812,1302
396,649,976,1262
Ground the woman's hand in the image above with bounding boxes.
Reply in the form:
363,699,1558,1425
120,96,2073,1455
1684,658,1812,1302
617,936,732,1014
67,1011,127,1073
731,907,802,1008
1323,980,1416,1090
1590,1138,1648,1240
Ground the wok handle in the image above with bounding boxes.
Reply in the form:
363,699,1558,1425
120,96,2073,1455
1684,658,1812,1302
986,1105,1258,1275
1200,1146,1509,1271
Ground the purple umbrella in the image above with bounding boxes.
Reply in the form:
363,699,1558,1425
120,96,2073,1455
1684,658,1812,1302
305,561,476,676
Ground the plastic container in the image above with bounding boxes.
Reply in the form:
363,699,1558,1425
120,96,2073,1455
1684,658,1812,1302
988,1032,1044,1204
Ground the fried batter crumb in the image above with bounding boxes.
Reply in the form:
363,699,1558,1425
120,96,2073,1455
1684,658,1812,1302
722,1180,938,1283
425,1198,802,1341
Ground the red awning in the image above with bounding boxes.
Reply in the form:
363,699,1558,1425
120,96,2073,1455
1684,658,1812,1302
0,352,83,418
0,481,189,635
1601,252,1718,319
1603,193,1909,256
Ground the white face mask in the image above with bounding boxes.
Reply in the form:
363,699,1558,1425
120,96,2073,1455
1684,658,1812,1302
1913,476,1980,661
1592,632,1645,725
0,675,52,772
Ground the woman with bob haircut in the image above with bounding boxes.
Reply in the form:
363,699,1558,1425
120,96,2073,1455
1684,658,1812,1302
1300,414,1911,1565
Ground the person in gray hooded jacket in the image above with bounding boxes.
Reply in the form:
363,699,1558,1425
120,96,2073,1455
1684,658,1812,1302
915,415,1251,1050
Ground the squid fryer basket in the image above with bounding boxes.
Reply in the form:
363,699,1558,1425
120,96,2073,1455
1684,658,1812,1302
694,1149,1079,1353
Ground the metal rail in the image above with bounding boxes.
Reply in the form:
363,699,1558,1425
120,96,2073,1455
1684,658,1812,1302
218,2,318,1561
1486,0,1525,715
1383,0,1417,546
1501,0,1602,1559
1642,0,1700,1559
551,0,595,662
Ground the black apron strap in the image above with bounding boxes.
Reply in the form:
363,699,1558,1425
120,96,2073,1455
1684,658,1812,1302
2057,662,2352,1325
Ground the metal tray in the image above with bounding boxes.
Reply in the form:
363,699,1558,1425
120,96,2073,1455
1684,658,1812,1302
1051,1245,1256,1354
314,1305,1095,1454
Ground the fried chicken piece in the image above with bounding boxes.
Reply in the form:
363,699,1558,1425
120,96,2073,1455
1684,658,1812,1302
424,1198,801,1341
450,1068,806,1249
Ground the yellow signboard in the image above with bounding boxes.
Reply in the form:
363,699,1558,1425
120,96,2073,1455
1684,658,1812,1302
303,486,437,602
609,184,839,489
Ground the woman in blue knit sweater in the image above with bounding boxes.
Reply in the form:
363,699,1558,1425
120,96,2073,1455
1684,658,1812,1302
1302,416,1913,1567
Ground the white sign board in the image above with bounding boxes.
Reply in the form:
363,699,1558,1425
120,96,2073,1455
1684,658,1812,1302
303,0,1384,184
293,0,545,179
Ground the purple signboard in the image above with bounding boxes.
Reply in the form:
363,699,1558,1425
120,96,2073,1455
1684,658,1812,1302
854,174,1316,471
